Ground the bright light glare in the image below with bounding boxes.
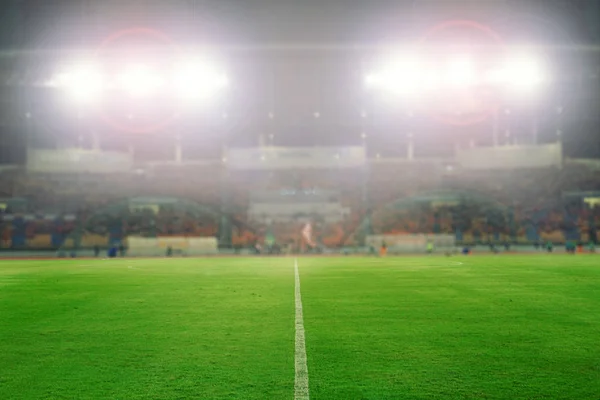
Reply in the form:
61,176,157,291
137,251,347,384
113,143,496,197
445,56,476,87
505,55,545,89
488,54,546,91
173,58,228,100
365,55,422,95
118,64,164,97
421,69,441,91
55,64,104,102
368,51,548,99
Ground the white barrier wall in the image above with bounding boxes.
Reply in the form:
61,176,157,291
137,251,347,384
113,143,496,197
126,236,218,256
456,143,562,170
366,234,456,253
27,148,133,173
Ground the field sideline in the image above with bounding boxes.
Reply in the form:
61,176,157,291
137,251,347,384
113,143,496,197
1,255,599,399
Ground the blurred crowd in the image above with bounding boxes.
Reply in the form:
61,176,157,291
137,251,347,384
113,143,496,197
1,161,599,250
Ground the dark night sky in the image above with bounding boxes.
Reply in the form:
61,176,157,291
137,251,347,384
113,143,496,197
2,0,597,48
0,0,599,162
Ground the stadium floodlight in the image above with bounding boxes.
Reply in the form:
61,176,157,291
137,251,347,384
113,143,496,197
444,55,476,88
505,55,546,89
365,55,423,95
172,58,228,100
487,53,546,92
54,64,105,103
420,69,441,92
118,64,164,98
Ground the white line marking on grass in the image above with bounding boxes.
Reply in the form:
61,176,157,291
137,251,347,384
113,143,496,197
127,266,141,270
450,261,464,266
294,258,310,400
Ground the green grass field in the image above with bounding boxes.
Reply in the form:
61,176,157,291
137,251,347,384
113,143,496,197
1,255,599,399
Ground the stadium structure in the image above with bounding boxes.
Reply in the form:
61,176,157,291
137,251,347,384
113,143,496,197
0,0,598,256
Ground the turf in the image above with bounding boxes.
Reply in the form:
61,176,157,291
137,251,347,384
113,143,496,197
0,258,294,399
1,255,600,399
